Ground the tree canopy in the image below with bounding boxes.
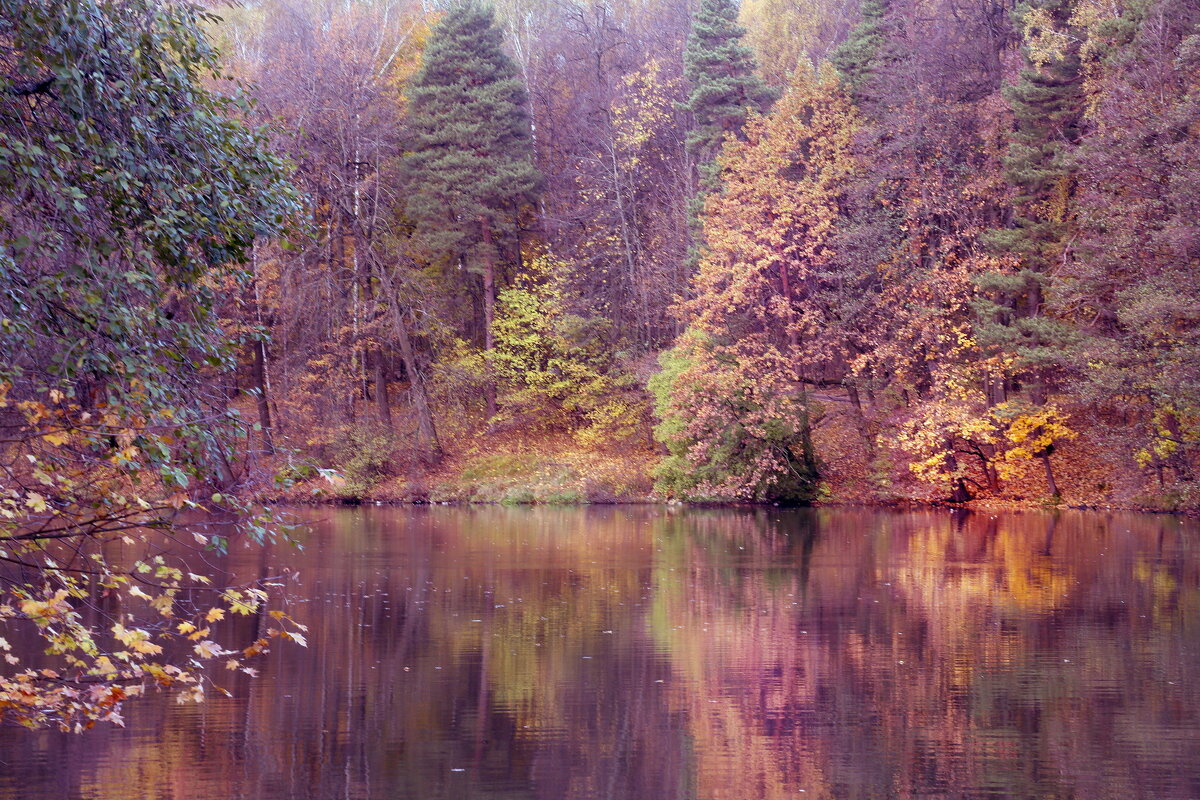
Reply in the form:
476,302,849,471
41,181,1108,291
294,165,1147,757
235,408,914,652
683,0,776,168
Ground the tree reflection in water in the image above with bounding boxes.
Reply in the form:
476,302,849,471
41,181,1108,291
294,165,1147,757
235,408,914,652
0,507,1196,800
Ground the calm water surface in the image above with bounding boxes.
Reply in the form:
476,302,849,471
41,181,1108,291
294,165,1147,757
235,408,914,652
1,507,1198,799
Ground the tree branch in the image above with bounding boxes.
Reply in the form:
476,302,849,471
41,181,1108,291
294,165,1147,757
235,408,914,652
8,75,55,97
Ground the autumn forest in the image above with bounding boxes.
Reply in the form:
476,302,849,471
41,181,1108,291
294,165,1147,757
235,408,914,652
7,0,1200,515
2,0,1200,759
219,0,1200,510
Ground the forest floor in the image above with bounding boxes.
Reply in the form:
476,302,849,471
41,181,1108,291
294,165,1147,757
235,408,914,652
256,426,660,506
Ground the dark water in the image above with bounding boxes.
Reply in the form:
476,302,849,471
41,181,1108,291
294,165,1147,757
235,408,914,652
1,507,1198,800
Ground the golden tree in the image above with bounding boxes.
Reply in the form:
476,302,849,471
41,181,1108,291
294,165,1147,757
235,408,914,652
653,65,860,501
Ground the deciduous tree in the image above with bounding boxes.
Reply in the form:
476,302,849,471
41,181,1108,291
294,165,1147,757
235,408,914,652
654,67,858,501
0,0,304,729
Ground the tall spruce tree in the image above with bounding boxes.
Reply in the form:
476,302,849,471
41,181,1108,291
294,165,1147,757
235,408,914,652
682,0,775,279
401,0,540,416
977,0,1083,385
973,0,1086,496
829,0,903,109
683,0,776,175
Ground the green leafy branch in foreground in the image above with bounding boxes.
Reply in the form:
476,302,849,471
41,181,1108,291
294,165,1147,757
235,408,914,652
0,0,305,730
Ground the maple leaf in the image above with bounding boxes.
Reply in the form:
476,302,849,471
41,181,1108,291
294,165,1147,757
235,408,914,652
193,640,223,659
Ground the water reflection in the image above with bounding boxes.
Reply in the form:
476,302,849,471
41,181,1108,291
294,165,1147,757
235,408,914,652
0,507,1197,799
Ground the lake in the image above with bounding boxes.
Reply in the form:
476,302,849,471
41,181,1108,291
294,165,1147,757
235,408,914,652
0,506,1197,799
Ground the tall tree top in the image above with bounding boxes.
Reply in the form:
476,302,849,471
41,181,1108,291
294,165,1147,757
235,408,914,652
1002,0,1085,201
830,0,903,109
410,0,519,97
683,0,776,166
402,0,540,255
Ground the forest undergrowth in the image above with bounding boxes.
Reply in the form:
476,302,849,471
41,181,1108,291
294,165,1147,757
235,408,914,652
244,394,1193,513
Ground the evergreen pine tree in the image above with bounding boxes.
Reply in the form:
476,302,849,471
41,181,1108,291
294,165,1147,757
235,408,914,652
977,0,1084,388
829,0,903,108
996,0,1084,267
683,0,776,174
401,0,540,415
973,0,1087,496
682,0,775,279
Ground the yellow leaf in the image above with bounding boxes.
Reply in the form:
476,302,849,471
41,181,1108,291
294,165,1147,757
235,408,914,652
177,621,196,635
130,639,163,656
205,607,225,623
193,640,222,659
151,593,174,616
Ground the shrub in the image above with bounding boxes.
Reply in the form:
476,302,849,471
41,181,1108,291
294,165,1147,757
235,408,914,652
332,423,402,498
648,337,821,503
491,254,648,447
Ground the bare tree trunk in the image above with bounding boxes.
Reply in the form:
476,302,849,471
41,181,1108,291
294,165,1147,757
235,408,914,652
206,432,237,490
480,216,498,419
333,218,357,422
1041,453,1059,498
847,382,877,461
771,215,799,356
374,264,442,459
249,246,275,454
374,348,392,426
252,338,275,454
394,320,441,459
987,463,1000,495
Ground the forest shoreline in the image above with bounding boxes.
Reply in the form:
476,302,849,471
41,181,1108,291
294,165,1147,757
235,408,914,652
253,462,1200,516
5,0,1198,735
260,492,1200,517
